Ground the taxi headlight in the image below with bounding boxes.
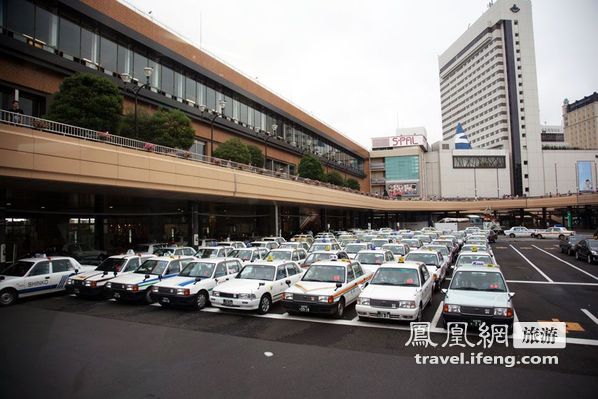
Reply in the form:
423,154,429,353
592,251,597,256
283,292,293,301
126,284,139,292
398,300,416,309
84,281,97,288
66,278,74,285
212,291,220,297
494,307,513,317
357,297,370,306
318,295,334,304
105,282,112,289
238,293,255,300
152,286,159,293
177,288,190,296
443,304,461,313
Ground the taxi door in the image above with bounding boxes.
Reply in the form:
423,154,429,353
419,265,433,306
19,260,53,297
344,265,360,305
272,264,289,302
50,259,78,292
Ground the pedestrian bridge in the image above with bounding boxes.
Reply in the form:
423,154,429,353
1,123,597,212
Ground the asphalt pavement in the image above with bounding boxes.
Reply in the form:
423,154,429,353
1,237,598,398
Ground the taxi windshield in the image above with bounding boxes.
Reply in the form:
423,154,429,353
179,261,215,278
355,253,385,265
135,260,168,275
196,248,220,259
153,248,176,256
230,249,254,262
305,253,335,265
371,239,389,247
95,258,126,272
266,251,292,261
2,261,35,277
428,246,449,256
236,265,275,281
371,268,420,287
403,239,420,247
382,245,405,255
310,243,338,252
450,271,506,292
405,253,438,266
302,264,346,283
345,244,366,254
457,255,493,266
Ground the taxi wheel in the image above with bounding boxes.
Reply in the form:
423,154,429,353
509,233,515,238
588,255,594,265
145,289,154,304
575,252,580,260
195,291,209,310
416,305,423,322
0,289,17,306
257,294,271,314
536,234,543,239
334,298,345,319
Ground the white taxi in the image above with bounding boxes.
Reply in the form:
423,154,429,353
210,260,304,314
356,261,433,321
105,256,195,303
151,258,242,309
441,264,514,330
355,249,398,274
381,243,410,262
404,249,448,291
195,246,233,259
66,253,154,297
0,256,95,306
282,258,372,318
228,247,268,265
453,250,497,269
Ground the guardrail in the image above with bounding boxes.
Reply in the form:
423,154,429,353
0,110,367,195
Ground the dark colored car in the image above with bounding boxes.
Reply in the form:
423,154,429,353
575,239,598,264
559,235,586,256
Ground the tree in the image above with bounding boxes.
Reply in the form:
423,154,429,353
150,108,195,149
325,171,345,186
45,73,122,133
346,178,361,191
247,144,264,167
213,138,251,164
298,154,324,181
119,110,155,142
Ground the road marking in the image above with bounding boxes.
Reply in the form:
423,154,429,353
566,338,598,347
539,318,585,333
431,301,443,328
581,309,598,326
495,246,508,249
509,244,553,282
531,245,598,282
150,303,161,307
351,316,359,322
281,312,289,317
513,310,519,324
519,247,533,249
506,280,598,287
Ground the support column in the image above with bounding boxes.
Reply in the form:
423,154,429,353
0,188,6,263
320,208,327,232
368,210,374,229
94,195,105,251
189,201,199,247
384,212,389,228
274,203,280,236
519,208,525,225
542,207,547,228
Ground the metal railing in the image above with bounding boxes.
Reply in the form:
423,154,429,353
0,110,369,195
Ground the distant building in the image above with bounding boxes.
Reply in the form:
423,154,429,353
563,92,598,150
540,124,566,148
439,0,543,197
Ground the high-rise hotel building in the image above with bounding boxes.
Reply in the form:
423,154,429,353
438,0,543,196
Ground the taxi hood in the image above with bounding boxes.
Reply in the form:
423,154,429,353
216,278,268,293
361,284,420,300
445,290,511,308
289,281,340,296
154,276,203,288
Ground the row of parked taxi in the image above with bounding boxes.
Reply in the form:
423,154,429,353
0,227,513,330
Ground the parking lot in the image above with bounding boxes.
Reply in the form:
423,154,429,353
2,237,598,398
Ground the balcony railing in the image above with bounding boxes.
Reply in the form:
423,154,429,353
0,110,374,195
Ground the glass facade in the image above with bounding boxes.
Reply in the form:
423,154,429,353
0,0,364,176
452,156,506,168
385,156,420,181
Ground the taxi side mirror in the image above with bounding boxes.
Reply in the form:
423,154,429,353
364,281,369,288
441,288,448,294
335,282,342,290
74,269,79,274
508,292,516,298
285,279,291,286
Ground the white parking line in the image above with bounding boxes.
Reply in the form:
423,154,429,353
351,316,359,322
505,280,598,286
581,309,598,326
509,244,553,282
531,245,598,282
431,301,443,328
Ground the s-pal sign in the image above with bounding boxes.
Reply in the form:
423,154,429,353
390,135,426,147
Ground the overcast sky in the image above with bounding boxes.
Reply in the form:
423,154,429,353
127,0,598,148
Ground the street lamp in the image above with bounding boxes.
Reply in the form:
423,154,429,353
263,124,278,169
207,99,226,157
120,67,153,139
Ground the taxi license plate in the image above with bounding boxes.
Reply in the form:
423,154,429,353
470,320,482,327
161,297,170,303
223,299,234,306
114,292,120,299
378,312,391,318
74,288,80,294
299,305,310,312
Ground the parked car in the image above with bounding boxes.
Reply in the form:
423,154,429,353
534,227,575,240
503,226,537,238
559,235,587,256
575,239,598,264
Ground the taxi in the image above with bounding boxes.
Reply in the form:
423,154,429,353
381,243,410,262
300,250,350,268
65,252,154,297
153,246,196,256
401,238,423,251
308,242,342,253
250,241,279,250
441,264,514,330
151,258,242,309
196,246,234,259
105,256,195,303
356,261,433,321
228,247,268,265
354,249,396,274
404,249,448,291
279,242,311,251
453,250,497,269
264,248,308,262
344,242,373,259
282,257,372,318
210,260,304,314
0,255,95,306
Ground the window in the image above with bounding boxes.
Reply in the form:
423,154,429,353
161,65,174,94
148,60,160,89
29,261,50,276
214,263,227,278
34,6,58,48
189,140,206,156
421,266,430,282
353,263,364,278
197,82,206,106
59,17,80,58
206,86,216,110
174,72,183,100
227,261,241,274
185,77,196,102
52,259,72,273
453,155,506,168
132,52,148,82
99,36,117,73
81,28,99,63
240,102,248,124
165,261,180,275
276,266,287,280
346,266,355,281
126,258,140,271
5,0,34,37
286,264,298,276
117,45,131,74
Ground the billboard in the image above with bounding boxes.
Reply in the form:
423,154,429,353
577,161,595,192
371,135,428,150
386,182,419,198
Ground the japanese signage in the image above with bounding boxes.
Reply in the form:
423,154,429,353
371,135,428,150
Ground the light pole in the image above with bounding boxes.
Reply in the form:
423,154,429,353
120,67,153,139
208,99,226,157
473,167,478,199
263,124,277,169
